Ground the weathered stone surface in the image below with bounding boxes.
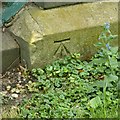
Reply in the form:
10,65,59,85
0,29,20,73
34,2,79,9
11,93,18,98
9,2,118,69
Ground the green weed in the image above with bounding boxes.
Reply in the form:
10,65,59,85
18,23,119,118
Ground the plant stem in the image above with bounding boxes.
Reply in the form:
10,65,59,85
103,82,107,118
108,55,114,74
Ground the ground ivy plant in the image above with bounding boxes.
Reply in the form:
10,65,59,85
18,23,119,118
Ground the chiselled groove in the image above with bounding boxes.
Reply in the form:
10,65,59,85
54,43,61,55
61,42,70,54
54,40,70,57
54,37,70,43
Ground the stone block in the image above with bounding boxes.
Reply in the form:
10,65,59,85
9,2,118,69
0,29,20,73
34,2,79,9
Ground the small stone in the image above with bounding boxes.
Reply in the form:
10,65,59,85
16,89,20,93
18,80,22,83
7,71,10,75
20,89,25,93
23,78,26,81
18,72,21,75
1,91,7,96
18,76,21,81
11,93,18,98
16,84,22,88
12,69,16,72
11,73,14,75
6,85,11,91
28,81,32,84
11,106,17,109
11,88,16,93
16,83,20,87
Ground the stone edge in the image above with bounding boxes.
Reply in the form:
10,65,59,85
0,2,2,120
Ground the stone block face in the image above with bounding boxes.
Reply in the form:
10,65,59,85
34,2,79,9
9,2,118,69
0,29,20,73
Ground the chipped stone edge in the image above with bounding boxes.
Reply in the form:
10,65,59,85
0,2,2,119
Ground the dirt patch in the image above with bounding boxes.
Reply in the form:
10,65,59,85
1,66,36,118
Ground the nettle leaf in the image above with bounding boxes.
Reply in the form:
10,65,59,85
21,107,29,117
38,75,46,81
80,71,89,76
70,59,77,64
75,64,83,69
94,79,113,88
108,35,118,41
95,74,117,88
109,56,118,68
81,97,87,102
72,69,79,75
46,65,53,72
118,81,120,92
59,72,63,77
71,53,80,59
53,65,59,70
110,47,118,54
37,68,44,75
62,66,69,73
92,58,106,65
32,68,37,73
86,84,96,93
59,94,65,100
45,80,51,88
105,74,118,82
88,96,102,109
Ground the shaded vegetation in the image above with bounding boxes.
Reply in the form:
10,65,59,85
2,23,119,118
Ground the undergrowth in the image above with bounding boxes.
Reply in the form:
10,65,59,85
17,23,119,118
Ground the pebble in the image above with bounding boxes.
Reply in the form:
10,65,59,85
18,72,22,75
6,85,11,91
11,88,16,93
11,73,14,76
23,78,26,81
16,89,20,93
12,69,16,72
8,76,11,79
18,76,21,81
28,81,32,84
1,91,7,96
20,89,25,93
7,72,10,75
11,93,18,98
16,84,21,88
18,80,22,83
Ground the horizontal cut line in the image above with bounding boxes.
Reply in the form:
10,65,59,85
54,38,70,43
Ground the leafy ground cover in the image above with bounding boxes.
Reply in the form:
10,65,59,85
17,23,119,118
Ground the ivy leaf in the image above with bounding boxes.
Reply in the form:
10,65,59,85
62,66,69,73
37,68,44,75
46,65,53,72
